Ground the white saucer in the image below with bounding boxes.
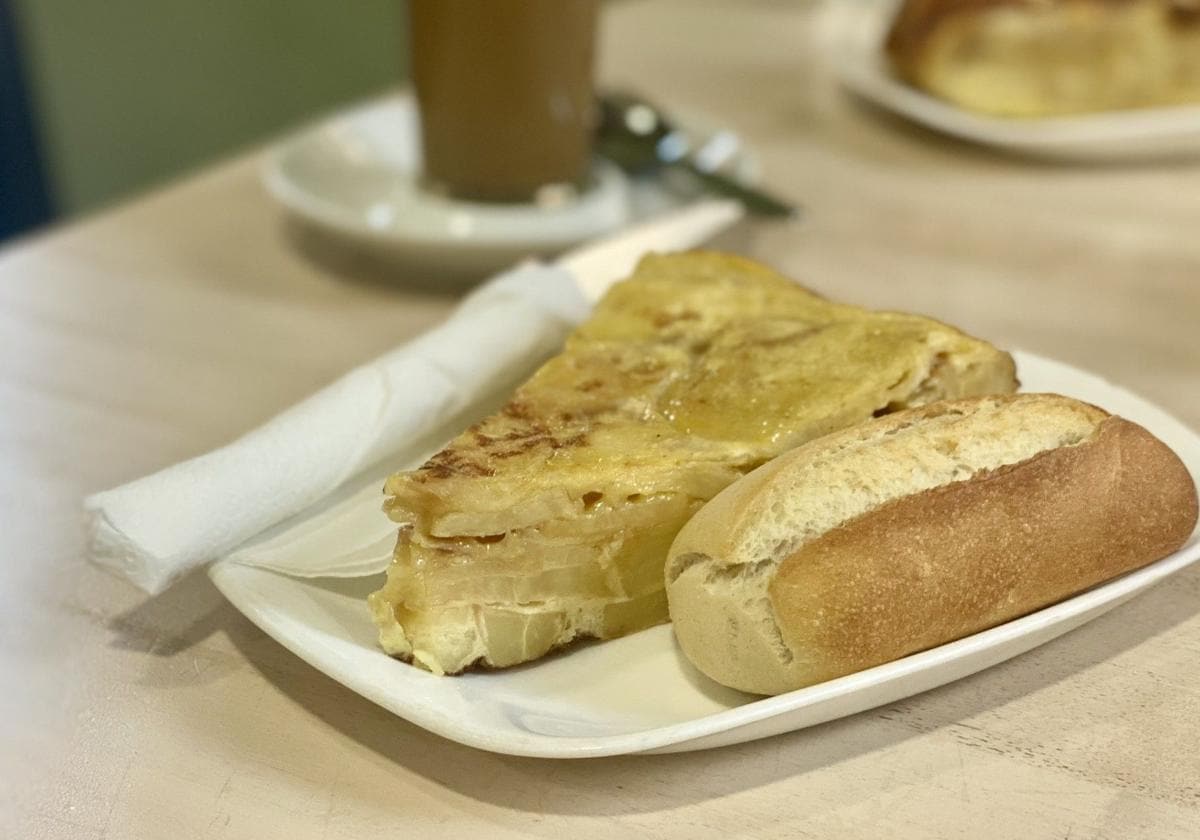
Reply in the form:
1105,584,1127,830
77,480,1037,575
827,0,1200,160
264,92,759,276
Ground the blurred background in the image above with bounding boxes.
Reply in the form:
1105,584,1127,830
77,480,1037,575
0,0,408,243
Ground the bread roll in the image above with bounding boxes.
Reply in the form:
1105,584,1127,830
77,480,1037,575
665,394,1198,695
885,0,1200,117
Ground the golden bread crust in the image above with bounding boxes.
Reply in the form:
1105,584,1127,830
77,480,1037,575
666,394,1198,695
770,415,1198,688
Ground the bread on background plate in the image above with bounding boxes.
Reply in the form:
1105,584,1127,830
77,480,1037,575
886,0,1200,117
666,393,1198,696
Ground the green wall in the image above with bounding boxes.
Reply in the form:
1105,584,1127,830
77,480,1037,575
13,1,407,214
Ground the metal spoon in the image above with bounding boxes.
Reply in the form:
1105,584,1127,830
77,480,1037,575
596,92,799,219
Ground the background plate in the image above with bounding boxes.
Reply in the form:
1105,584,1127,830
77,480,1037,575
828,0,1200,160
211,351,1200,757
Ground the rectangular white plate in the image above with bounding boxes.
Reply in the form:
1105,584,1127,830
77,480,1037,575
827,0,1200,160
211,351,1200,757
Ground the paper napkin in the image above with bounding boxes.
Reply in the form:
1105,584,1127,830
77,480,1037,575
85,262,588,594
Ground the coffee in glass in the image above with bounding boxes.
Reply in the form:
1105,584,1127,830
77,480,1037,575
410,0,600,204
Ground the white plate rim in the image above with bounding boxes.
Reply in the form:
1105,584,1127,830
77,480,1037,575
209,350,1200,758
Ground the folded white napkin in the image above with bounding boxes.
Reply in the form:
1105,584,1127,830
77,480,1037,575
86,262,590,594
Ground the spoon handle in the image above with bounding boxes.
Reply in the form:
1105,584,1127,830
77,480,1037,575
675,162,799,219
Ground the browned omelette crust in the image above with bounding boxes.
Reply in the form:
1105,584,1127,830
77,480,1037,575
418,400,589,482
769,416,1199,686
386,250,1019,532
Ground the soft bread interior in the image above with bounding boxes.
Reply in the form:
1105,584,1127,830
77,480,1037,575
665,394,1107,694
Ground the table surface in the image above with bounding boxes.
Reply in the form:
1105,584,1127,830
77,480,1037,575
4,2,1199,838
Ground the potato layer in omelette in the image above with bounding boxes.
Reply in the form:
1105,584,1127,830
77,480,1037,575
369,252,1017,674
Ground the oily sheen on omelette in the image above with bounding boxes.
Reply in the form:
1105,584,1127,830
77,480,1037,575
368,252,1018,674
